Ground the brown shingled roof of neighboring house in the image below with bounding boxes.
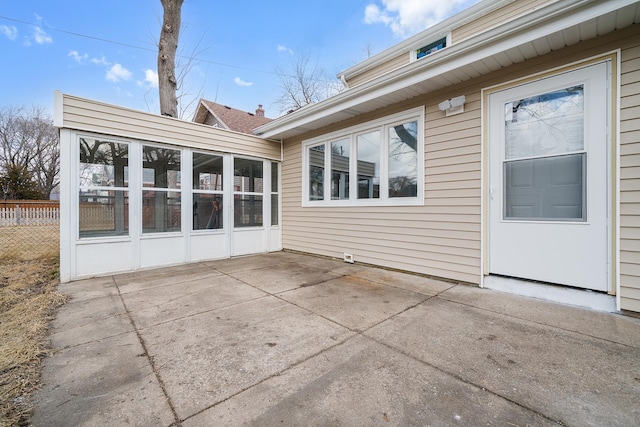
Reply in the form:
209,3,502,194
193,99,273,135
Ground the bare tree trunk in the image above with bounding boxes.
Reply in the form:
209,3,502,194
158,0,184,118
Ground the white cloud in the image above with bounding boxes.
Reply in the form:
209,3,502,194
33,26,52,44
143,69,159,88
277,45,294,55
68,50,88,64
106,63,133,82
364,0,480,37
0,25,18,40
234,77,253,87
91,55,110,66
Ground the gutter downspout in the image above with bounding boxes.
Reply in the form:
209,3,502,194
340,74,349,90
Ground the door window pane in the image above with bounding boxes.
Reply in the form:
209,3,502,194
357,130,380,199
271,162,278,193
271,162,279,226
142,191,181,233
505,86,584,160
193,193,222,230
193,153,223,190
504,153,585,220
234,195,263,227
309,145,324,200
142,146,181,233
331,138,350,200
234,158,263,192
388,121,418,197
271,194,279,226
143,146,181,189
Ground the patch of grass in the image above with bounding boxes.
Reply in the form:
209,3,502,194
0,257,67,427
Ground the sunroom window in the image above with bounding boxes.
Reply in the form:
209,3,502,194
192,152,223,230
303,108,424,206
79,138,129,238
142,145,181,233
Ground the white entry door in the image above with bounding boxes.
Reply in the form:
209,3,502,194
488,62,609,291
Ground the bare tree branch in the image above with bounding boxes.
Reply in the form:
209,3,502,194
274,52,343,115
0,106,59,199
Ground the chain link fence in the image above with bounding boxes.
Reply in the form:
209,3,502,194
0,201,59,260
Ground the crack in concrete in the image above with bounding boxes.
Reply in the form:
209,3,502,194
111,276,181,426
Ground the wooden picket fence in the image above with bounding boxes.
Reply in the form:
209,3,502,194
0,206,60,226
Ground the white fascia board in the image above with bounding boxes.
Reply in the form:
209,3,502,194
339,0,514,81
53,90,64,128
256,0,637,140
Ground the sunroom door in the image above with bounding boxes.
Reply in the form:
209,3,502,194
488,62,609,291
231,157,267,256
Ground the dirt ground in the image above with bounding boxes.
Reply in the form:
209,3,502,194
0,257,66,426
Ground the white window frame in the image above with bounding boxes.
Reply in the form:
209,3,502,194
77,135,131,240
410,33,451,62
302,107,424,207
140,143,183,235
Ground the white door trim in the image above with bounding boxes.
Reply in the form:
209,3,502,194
480,55,617,297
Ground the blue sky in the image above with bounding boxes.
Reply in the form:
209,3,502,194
0,0,480,120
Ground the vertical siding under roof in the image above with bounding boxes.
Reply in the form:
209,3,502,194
620,42,640,312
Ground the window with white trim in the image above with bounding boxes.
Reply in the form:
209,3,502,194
142,145,182,233
192,152,223,230
411,35,449,62
79,138,129,238
303,107,424,206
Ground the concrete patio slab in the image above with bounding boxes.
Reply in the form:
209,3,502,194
48,294,133,348
185,335,555,427
32,252,640,427
119,274,266,329
227,261,344,294
279,274,429,331
116,268,224,294
204,253,294,274
140,295,354,420
56,277,119,303
439,284,640,347
32,332,174,427
350,267,455,296
365,297,640,426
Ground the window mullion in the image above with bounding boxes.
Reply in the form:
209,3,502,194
324,142,331,202
349,135,356,201
381,125,389,201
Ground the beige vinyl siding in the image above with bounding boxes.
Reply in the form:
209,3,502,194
281,94,482,285
452,0,554,44
60,94,281,160
346,53,409,88
620,42,640,312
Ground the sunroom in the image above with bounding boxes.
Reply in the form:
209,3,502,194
55,92,282,282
